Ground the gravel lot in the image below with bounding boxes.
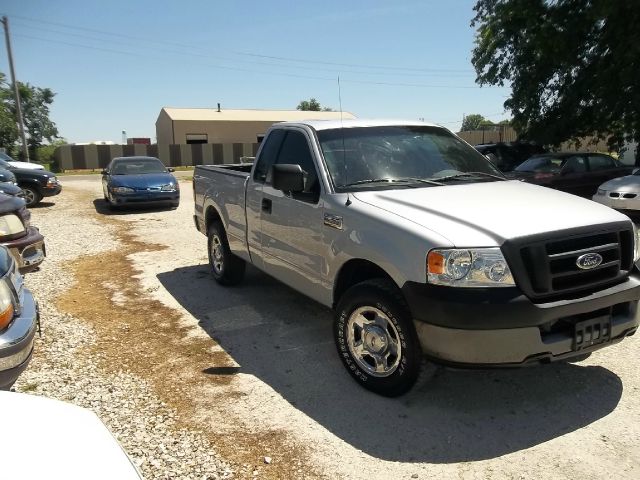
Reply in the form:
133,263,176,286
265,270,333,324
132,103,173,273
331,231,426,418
13,175,640,479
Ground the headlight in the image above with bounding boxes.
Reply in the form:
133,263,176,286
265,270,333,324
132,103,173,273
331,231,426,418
0,280,15,331
160,183,177,192
633,224,640,263
427,248,515,287
112,186,134,194
46,177,58,186
0,214,26,236
597,188,606,195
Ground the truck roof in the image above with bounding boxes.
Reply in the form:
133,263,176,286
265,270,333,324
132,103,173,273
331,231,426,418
276,119,443,131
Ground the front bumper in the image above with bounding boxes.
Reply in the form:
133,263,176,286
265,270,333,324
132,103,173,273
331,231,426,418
41,183,62,198
403,274,640,366
0,289,38,389
593,192,640,211
112,191,180,207
2,226,46,273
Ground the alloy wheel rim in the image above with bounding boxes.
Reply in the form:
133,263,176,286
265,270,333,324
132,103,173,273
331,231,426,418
346,306,401,377
23,189,35,204
210,235,224,274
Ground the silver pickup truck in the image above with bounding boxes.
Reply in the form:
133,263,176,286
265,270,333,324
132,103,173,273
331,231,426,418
193,119,640,396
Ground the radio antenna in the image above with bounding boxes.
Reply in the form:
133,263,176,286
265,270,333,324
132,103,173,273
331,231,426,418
338,74,351,206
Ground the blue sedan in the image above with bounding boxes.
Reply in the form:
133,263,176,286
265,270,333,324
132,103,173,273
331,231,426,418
101,156,180,209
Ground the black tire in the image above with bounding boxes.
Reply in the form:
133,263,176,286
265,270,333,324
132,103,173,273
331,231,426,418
334,278,422,397
207,222,246,285
21,185,42,207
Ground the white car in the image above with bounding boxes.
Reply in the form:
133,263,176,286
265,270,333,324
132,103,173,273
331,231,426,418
0,152,45,170
593,171,640,211
0,391,142,479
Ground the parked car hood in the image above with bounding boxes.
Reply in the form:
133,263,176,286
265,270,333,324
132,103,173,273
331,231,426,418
0,191,26,214
110,173,176,188
0,391,142,479
0,181,22,196
599,175,640,192
8,160,45,170
0,167,16,183
352,180,630,246
11,167,56,179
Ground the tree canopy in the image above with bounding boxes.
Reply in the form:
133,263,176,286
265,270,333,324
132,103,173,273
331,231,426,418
0,72,59,155
472,0,640,152
462,114,488,131
296,98,333,111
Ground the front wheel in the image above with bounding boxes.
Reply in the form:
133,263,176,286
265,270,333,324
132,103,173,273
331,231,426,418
21,186,42,207
208,222,245,285
334,279,422,397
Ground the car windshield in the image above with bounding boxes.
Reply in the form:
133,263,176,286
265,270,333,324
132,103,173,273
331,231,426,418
0,152,13,163
111,158,167,175
515,156,564,173
316,126,503,190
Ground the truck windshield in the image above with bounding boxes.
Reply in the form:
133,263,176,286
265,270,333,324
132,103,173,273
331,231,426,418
316,125,504,191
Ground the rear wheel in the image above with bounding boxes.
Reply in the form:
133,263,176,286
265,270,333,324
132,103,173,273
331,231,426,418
21,186,42,207
334,278,422,397
208,222,245,285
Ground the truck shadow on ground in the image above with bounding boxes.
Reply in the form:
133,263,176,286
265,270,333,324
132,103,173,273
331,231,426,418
92,198,176,215
157,264,623,464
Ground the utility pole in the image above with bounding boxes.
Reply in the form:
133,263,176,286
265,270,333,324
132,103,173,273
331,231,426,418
1,16,29,162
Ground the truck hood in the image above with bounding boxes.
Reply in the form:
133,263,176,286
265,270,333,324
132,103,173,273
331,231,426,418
352,180,630,246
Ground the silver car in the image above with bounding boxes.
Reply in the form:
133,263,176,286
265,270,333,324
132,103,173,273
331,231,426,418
593,170,640,211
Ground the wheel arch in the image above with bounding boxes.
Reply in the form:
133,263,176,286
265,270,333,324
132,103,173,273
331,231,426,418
333,259,398,308
204,204,223,233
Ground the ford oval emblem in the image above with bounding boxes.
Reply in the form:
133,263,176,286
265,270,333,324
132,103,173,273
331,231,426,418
576,253,603,270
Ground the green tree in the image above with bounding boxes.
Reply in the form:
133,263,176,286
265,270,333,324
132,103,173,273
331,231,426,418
472,0,640,153
461,113,487,131
296,98,333,111
0,73,19,148
0,71,60,155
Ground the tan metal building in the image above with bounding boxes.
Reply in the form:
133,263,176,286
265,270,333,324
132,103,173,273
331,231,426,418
156,107,356,145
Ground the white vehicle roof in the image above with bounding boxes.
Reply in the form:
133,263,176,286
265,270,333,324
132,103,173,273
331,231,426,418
277,118,443,131
0,391,141,479
8,160,45,170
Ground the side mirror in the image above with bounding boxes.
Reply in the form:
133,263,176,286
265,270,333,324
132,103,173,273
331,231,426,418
167,167,175,172
101,169,108,175
272,164,304,192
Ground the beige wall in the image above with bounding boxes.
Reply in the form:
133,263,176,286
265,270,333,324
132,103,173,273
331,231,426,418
155,110,175,144
165,120,281,144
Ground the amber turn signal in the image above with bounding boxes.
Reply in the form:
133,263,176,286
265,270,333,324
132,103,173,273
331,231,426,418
0,303,14,331
427,251,445,275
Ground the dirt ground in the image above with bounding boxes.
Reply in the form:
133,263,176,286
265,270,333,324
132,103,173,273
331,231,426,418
25,176,640,479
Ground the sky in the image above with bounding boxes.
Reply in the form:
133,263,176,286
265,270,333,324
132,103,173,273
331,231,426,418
0,0,511,144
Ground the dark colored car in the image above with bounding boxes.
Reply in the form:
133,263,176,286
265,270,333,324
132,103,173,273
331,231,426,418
509,152,634,197
0,168,16,185
0,193,45,272
101,156,180,210
0,158,61,207
0,182,21,198
475,142,547,172
0,245,39,390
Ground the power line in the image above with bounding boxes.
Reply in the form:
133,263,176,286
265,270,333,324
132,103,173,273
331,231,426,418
8,13,476,75
12,33,499,90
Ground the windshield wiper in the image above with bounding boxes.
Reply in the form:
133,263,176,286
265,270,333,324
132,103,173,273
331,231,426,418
431,171,506,182
342,177,444,187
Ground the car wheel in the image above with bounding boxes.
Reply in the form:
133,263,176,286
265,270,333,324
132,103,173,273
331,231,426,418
207,222,245,285
334,278,422,397
21,186,42,207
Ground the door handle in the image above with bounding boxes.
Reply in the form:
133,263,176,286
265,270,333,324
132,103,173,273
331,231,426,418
261,198,272,213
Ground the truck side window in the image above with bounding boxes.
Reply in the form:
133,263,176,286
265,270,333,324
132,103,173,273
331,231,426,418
274,130,320,202
253,129,285,183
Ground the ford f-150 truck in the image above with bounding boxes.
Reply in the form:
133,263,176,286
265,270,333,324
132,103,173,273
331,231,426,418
193,120,640,396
